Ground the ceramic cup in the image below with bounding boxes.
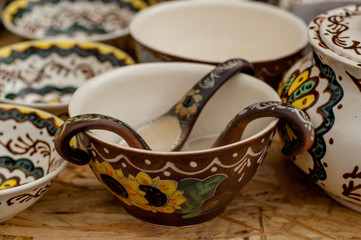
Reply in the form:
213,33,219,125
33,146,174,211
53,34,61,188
278,4,361,212
129,0,308,89
0,104,68,222
53,62,314,226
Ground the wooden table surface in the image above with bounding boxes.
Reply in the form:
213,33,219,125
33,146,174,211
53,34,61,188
0,29,361,240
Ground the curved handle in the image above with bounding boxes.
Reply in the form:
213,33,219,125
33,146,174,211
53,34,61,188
170,58,254,150
212,101,314,157
54,114,151,165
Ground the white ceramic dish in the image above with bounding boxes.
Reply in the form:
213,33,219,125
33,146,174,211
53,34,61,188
0,40,134,117
0,104,68,222
2,0,147,41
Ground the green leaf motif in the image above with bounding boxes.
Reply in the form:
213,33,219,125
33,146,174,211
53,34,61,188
176,174,227,214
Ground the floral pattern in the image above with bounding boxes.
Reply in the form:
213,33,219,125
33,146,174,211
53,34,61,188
175,89,203,119
279,53,344,182
0,175,20,190
89,160,187,213
278,67,320,158
278,68,319,112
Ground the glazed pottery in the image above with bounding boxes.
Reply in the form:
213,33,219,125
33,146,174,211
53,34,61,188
54,62,313,226
2,0,147,42
0,40,134,118
129,0,308,89
0,104,68,222
278,4,361,212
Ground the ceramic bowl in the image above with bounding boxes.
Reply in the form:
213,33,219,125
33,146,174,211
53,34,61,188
129,0,308,89
0,104,68,222
52,62,314,226
2,0,147,42
0,40,134,117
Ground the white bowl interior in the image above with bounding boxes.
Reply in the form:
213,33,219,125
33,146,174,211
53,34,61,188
69,62,281,151
130,0,308,62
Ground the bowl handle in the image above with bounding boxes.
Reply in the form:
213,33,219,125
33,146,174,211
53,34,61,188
54,114,151,165
212,101,314,157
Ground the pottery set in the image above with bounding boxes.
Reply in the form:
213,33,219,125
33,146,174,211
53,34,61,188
53,62,314,226
1,0,360,228
0,104,67,222
278,4,361,211
129,0,308,89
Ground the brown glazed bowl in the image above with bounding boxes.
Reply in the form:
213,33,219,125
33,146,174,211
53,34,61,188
129,0,308,89
53,62,313,226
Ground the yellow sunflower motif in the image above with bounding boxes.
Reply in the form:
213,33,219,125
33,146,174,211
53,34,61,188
89,160,148,206
134,172,187,213
89,161,187,213
175,89,203,119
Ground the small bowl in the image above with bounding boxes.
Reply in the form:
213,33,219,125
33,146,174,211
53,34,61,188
129,0,308,89
2,0,147,42
0,40,134,117
0,104,68,222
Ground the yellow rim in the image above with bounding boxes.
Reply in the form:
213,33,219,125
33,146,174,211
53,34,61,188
0,40,134,64
0,103,64,127
4,0,147,24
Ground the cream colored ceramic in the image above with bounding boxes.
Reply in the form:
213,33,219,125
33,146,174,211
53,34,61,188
2,0,147,41
129,0,308,89
0,40,134,118
278,4,361,212
0,104,68,222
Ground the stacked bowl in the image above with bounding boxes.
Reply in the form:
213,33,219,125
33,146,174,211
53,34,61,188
0,0,145,222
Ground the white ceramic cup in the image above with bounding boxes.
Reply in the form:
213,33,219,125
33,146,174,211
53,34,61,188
129,0,308,89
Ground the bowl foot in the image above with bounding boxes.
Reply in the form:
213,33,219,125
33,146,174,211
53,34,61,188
122,204,226,226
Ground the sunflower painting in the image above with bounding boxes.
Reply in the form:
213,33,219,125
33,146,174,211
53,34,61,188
89,160,186,213
174,89,203,119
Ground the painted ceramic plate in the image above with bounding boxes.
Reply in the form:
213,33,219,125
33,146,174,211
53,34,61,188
2,0,147,41
0,40,134,116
